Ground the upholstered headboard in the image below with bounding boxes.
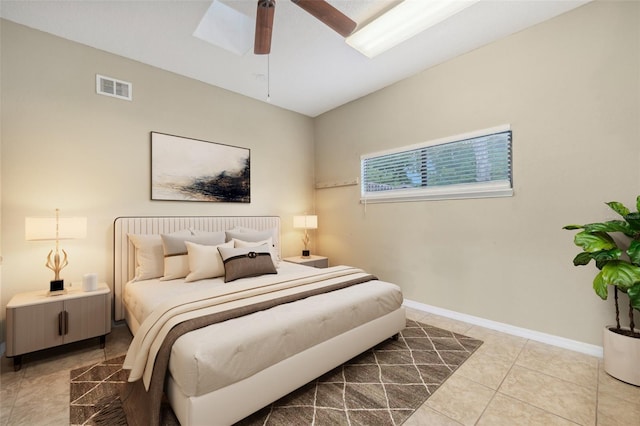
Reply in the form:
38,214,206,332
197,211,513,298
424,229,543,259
113,216,281,321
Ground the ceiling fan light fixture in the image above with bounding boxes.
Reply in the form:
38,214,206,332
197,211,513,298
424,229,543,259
346,0,480,58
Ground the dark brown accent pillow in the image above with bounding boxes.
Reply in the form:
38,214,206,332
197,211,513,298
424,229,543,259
217,244,277,283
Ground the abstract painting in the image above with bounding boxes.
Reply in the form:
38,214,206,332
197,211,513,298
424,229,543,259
151,132,250,202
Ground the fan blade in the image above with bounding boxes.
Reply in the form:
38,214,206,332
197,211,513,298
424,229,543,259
255,0,276,54
291,0,356,37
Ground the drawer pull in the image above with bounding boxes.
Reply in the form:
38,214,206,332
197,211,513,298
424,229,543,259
58,311,69,335
58,311,64,336
64,310,69,335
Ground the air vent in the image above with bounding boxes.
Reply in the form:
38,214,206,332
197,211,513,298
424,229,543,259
96,74,132,101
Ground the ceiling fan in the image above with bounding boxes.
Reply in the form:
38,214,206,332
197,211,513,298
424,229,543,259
254,0,357,54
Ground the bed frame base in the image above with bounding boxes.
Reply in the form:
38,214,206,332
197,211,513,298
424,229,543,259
166,307,406,425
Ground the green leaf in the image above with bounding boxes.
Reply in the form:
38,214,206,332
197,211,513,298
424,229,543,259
573,249,621,269
637,195,640,213
607,201,630,217
583,220,633,236
563,224,584,230
593,271,608,300
572,252,592,266
600,260,640,291
625,212,640,231
592,248,622,263
627,282,640,311
627,240,640,266
574,231,617,252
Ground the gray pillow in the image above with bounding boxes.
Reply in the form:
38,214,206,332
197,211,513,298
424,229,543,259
217,244,277,283
160,231,226,280
162,231,226,255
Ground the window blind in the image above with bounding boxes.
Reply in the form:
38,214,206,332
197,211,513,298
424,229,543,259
361,126,513,203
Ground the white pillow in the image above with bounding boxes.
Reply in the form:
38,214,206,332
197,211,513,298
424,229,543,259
184,241,234,282
128,230,192,281
225,228,277,244
233,238,279,268
226,227,280,261
161,232,226,280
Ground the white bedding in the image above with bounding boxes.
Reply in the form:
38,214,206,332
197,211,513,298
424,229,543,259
123,263,403,398
124,262,332,324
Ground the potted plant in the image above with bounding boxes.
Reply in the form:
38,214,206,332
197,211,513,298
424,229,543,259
564,196,640,386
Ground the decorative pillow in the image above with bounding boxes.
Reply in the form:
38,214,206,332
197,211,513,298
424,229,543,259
128,230,192,281
190,229,227,237
217,244,277,283
225,228,276,244
233,238,279,268
160,231,226,280
226,228,280,261
183,241,233,282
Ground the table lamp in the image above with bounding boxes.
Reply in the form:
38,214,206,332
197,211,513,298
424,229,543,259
25,209,87,295
293,215,318,258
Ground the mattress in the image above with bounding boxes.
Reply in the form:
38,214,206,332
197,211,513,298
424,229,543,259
123,263,403,398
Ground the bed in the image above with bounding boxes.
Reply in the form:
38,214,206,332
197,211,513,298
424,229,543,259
114,216,406,425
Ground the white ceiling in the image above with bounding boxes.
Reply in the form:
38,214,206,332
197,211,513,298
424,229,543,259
0,0,589,117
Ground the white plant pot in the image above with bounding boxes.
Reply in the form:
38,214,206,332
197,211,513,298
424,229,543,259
603,326,640,386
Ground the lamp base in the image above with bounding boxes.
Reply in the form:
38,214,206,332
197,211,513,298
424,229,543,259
301,250,310,258
50,279,64,293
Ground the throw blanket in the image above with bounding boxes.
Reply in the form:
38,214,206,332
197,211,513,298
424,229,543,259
120,266,377,426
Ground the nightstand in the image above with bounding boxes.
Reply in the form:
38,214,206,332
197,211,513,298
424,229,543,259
283,255,329,268
5,283,111,371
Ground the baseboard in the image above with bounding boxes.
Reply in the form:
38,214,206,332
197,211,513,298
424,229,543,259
403,299,603,358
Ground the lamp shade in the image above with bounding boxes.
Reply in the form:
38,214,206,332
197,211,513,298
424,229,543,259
25,217,87,241
293,215,318,230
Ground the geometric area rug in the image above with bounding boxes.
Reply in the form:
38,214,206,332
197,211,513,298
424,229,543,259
70,320,482,425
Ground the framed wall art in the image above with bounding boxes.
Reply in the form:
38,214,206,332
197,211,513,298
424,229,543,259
151,132,250,202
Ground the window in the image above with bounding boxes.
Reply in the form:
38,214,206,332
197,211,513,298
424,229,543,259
361,125,512,203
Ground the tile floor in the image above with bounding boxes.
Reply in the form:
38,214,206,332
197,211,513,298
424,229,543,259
1,308,638,425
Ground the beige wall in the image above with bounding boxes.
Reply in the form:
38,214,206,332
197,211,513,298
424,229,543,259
0,20,315,342
314,1,639,346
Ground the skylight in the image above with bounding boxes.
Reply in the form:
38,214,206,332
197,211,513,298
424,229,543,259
193,0,253,56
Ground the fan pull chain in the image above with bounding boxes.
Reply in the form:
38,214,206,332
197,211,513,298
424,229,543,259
267,54,271,102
